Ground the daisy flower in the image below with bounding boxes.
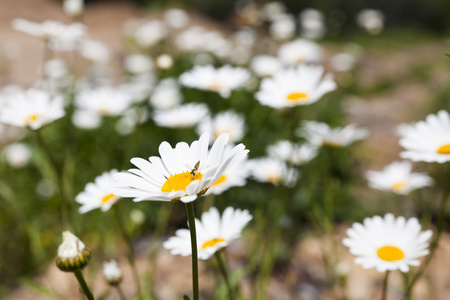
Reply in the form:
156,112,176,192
153,103,209,129
150,78,182,110
365,161,434,195
267,140,318,166
163,206,252,259
0,88,65,130
76,169,121,213
398,110,450,163
255,64,336,108
123,54,153,74
343,213,432,272
277,39,323,65
133,20,168,48
197,110,246,144
298,121,368,147
248,157,298,187
75,86,133,117
250,55,282,77
112,133,249,203
179,65,250,98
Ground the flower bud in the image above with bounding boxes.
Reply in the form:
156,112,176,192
56,231,91,272
103,260,123,286
63,0,84,18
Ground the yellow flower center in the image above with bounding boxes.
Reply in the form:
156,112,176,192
376,245,404,262
213,175,226,186
161,171,203,193
214,130,230,139
322,141,342,148
202,238,226,249
101,193,116,204
391,182,406,193
267,175,281,183
208,82,224,91
437,144,450,154
25,114,38,125
286,92,308,103
98,108,111,116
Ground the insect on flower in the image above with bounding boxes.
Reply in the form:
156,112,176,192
190,161,200,177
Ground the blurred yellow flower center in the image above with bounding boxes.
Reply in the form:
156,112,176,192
391,182,406,193
377,245,404,261
213,175,227,186
437,144,450,154
208,82,224,91
214,130,230,139
322,141,342,148
161,171,203,193
267,175,281,183
101,193,116,203
202,238,225,249
25,114,38,125
99,108,111,116
286,92,308,102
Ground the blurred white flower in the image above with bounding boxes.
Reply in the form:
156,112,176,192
248,157,298,187
163,9,190,29
267,141,318,166
261,1,286,21
278,39,323,65
43,59,69,79
175,27,232,58
156,54,173,69
163,206,252,259
197,110,246,144
0,88,65,130
103,260,122,285
343,214,432,273
179,65,250,98
356,9,384,35
79,39,110,63
233,28,257,48
134,20,168,48
269,14,296,41
119,74,154,104
63,0,84,18
76,169,121,213
150,78,182,110
75,86,133,116
299,8,326,39
255,64,336,108
3,143,32,168
365,161,433,195
299,121,368,147
330,53,357,72
124,54,153,74
130,209,146,225
153,103,209,129
250,55,282,77
71,109,102,130
398,110,450,163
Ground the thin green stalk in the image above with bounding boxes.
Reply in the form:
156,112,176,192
381,271,390,300
405,163,450,296
215,251,234,300
116,285,127,300
185,202,199,300
74,270,95,300
113,205,142,299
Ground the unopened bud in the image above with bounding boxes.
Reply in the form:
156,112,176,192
63,0,84,18
103,260,123,286
56,231,91,272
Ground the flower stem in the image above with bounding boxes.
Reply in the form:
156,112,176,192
74,270,95,300
381,271,390,300
116,285,127,300
215,251,234,300
113,205,142,299
185,202,199,300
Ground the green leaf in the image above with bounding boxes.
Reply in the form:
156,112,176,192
446,53,450,57
183,296,191,300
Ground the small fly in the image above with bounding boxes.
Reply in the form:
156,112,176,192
190,161,200,177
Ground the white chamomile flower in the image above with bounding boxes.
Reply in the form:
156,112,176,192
0,88,65,130
75,86,133,116
75,169,121,213
71,109,102,130
250,55,282,77
179,65,250,98
123,54,153,74
267,140,318,166
269,14,296,41
255,64,336,108
134,20,168,48
112,133,249,203
103,260,122,285
343,214,432,273
79,39,110,63
356,9,384,35
163,206,252,259
299,121,368,147
63,0,84,18
398,110,450,163
197,111,246,144
277,39,323,65
299,8,326,39
365,161,433,195
163,9,190,29
153,103,209,129
3,143,32,168
150,78,182,110
248,157,298,187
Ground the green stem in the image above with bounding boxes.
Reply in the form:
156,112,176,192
113,205,142,299
74,270,95,300
381,271,390,300
405,163,450,296
185,202,199,300
215,251,234,300
116,285,127,300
